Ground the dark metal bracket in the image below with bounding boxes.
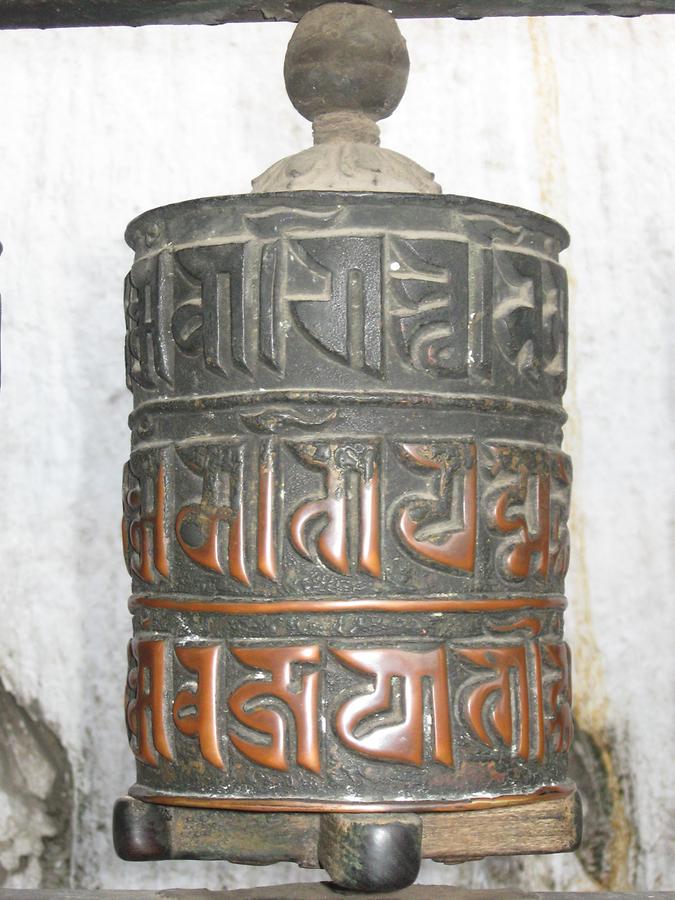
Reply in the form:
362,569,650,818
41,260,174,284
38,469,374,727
0,0,674,29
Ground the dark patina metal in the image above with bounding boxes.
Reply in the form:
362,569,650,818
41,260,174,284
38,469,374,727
0,0,673,28
115,189,577,887
114,4,579,890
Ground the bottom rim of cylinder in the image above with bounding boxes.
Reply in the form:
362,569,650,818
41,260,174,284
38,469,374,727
128,782,574,813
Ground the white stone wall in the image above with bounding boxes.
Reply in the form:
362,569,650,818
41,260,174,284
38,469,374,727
0,12,672,892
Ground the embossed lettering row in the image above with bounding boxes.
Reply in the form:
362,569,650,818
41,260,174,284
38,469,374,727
126,623,572,773
123,439,571,587
126,234,566,392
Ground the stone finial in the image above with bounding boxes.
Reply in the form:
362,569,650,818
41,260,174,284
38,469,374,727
252,2,442,194
284,2,409,140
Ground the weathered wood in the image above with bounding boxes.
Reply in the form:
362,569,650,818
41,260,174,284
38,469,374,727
424,789,581,863
112,797,321,865
112,792,580,866
0,0,674,29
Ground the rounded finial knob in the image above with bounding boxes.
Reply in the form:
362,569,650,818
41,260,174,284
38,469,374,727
252,2,441,194
284,2,410,132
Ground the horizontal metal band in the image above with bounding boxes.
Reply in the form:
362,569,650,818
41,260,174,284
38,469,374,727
129,783,573,814
130,594,567,615
130,389,566,427
1,1,672,29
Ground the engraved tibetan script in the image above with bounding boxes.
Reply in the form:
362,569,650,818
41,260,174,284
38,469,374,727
125,253,174,390
175,441,249,584
122,454,169,584
485,444,571,583
458,618,545,761
493,250,567,392
290,441,381,577
545,641,573,753
228,644,321,772
125,627,569,775
285,237,383,376
332,646,453,766
126,638,173,767
171,244,246,378
125,228,567,394
129,234,385,387
395,440,476,572
173,644,224,769
387,236,469,377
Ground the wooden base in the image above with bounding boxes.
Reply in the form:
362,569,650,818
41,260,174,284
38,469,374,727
113,788,581,868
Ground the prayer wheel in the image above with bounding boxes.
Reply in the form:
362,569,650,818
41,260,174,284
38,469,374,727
114,4,580,891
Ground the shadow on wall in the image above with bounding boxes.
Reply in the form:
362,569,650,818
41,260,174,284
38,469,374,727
570,724,637,889
0,678,73,888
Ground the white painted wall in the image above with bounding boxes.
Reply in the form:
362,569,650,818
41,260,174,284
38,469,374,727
0,12,672,892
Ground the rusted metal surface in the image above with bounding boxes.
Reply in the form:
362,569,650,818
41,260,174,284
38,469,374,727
0,0,674,28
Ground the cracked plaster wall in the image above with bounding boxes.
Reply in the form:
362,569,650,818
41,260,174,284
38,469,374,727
0,13,673,893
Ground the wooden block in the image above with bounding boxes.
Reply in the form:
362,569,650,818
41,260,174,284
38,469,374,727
421,790,582,863
113,791,581,867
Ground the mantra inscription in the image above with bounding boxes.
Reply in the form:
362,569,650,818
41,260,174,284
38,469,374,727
122,438,571,593
124,196,568,406
125,616,572,789
122,193,574,810
126,237,566,389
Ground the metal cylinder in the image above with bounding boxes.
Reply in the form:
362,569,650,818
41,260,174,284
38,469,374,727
115,190,578,886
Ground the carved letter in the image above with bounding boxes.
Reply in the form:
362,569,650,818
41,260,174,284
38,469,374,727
493,250,567,393
493,466,551,579
228,645,321,772
458,618,545,761
388,237,469,378
545,641,573,753
332,646,453,766
288,237,383,376
290,442,381,577
175,441,250,585
122,455,169,584
485,444,571,582
396,441,476,572
124,251,174,390
126,639,173,767
172,244,247,379
173,644,224,769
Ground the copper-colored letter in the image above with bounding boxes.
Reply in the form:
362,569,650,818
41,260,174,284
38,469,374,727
359,460,382,577
257,441,279,581
494,469,551,579
458,617,544,761
332,646,453,766
122,459,169,584
173,644,224,769
396,442,476,572
545,641,573,753
126,639,173,767
488,447,571,582
228,645,321,772
175,442,250,585
290,442,381,577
